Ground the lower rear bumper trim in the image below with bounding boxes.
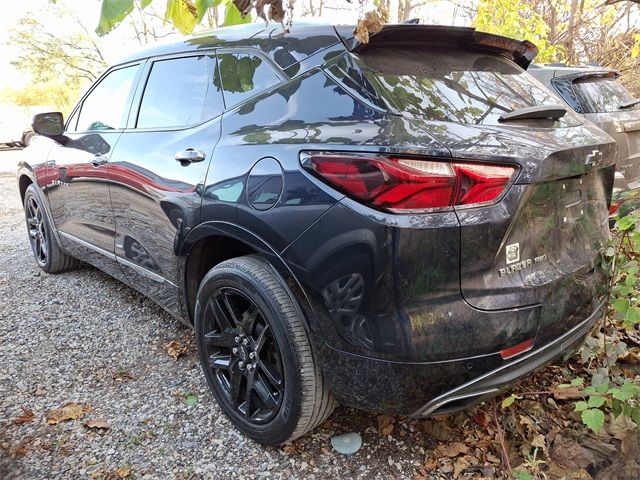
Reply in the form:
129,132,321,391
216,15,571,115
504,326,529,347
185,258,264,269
410,301,604,417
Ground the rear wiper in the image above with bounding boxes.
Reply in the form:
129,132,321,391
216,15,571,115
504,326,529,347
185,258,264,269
619,99,640,109
499,104,567,122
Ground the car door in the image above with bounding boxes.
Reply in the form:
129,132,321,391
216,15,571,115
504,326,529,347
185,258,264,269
107,53,225,313
46,63,142,277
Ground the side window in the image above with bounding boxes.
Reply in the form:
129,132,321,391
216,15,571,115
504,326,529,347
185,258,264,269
217,52,281,108
76,65,139,132
137,55,223,129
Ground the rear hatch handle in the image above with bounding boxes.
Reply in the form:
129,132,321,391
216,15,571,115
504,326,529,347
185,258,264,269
499,104,567,122
619,99,640,110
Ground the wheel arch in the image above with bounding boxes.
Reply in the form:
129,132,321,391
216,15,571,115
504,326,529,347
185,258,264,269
18,172,34,204
178,222,316,333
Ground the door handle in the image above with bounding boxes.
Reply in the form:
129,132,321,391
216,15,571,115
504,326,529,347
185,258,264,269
91,154,108,167
175,148,206,166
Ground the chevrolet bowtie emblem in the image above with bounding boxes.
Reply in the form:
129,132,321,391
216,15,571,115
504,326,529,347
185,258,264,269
585,150,603,166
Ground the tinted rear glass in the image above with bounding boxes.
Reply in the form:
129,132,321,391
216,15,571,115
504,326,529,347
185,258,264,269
573,78,636,113
328,48,580,126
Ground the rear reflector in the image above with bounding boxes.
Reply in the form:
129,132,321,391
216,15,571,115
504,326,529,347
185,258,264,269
301,152,517,213
500,339,534,360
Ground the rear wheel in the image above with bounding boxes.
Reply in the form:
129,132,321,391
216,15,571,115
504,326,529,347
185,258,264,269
195,255,336,444
23,184,78,273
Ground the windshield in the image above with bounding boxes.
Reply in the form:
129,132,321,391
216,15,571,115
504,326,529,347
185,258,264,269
573,77,637,113
327,48,580,126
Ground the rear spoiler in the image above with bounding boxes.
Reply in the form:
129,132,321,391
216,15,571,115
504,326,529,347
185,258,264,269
565,70,621,82
334,24,538,70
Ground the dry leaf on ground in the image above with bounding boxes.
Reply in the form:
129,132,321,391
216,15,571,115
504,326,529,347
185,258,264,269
164,340,188,360
14,407,35,424
84,418,111,430
116,467,132,478
46,402,92,425
435,441,469,458
377,415,395,435
551,386,583,400
551,434,603,470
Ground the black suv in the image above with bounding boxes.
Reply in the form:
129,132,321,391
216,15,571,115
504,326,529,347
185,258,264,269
18,23,615,444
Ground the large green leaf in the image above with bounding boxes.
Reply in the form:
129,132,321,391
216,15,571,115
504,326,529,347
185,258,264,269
581,408,605,432
196,0,222,21
222,1,251,27
96,0,134,36
141,0,154,8
165,0,198,34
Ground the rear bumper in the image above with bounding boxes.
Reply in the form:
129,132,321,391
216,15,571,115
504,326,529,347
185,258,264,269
410,301,604,417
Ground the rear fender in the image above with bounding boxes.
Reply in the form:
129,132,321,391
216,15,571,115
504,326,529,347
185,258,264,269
177,221,316,334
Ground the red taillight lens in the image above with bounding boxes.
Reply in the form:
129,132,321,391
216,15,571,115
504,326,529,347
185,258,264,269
302,153,517,212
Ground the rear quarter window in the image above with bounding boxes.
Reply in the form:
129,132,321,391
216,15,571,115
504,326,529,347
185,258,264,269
327,48,581,127
573,78,637,113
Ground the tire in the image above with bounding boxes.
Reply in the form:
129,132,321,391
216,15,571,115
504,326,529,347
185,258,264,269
194,255,336,444
21,131,35,147
23,184,79,273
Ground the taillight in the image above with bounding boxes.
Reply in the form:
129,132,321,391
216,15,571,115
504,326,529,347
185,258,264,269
301,152,517,213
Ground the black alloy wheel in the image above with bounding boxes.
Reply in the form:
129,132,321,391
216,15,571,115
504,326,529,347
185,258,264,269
23,184,78,273
195,255,336,444
202,287,284,423
26,195,47,266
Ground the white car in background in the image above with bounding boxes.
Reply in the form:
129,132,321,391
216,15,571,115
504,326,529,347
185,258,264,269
0,105,55,147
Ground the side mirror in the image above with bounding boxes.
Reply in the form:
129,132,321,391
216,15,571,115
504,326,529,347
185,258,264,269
32,112,64,137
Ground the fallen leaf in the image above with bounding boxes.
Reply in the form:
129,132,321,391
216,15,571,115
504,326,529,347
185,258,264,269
84,419,111,430
435,441,469,458
14,407,35,425
116,467,132,478
113,369,135,382
377,415,395,436
608,413,637,439
164,340,188,360
353,9,384,44
453,455,472,477
46,403,92,425
550,434,608,470
472,411,489,429
420,419,456,442
552,386,583,400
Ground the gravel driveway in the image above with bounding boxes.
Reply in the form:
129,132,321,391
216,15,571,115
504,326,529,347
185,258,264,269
0,149,506,479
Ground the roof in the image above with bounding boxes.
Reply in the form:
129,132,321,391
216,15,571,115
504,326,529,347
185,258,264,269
115,21,342,69
115,22,539,71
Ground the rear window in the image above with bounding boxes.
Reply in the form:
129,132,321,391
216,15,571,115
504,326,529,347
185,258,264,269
328,48,580,126
573,78,636,113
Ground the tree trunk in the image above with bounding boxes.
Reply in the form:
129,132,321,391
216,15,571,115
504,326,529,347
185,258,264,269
567,0,579,63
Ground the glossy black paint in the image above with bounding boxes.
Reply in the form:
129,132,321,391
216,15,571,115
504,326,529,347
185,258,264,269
17,23,616,416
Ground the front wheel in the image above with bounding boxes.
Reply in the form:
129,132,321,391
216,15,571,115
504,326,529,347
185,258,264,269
194,255,336,444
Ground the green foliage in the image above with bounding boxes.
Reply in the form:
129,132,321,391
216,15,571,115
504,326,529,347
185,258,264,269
222,1,251,27
97,0,251,36
9,6,106,114
96,0,134,36
474,0,562,63
581,408,605,432
633,34,640,59
568,210,640,433
165,0,198,34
